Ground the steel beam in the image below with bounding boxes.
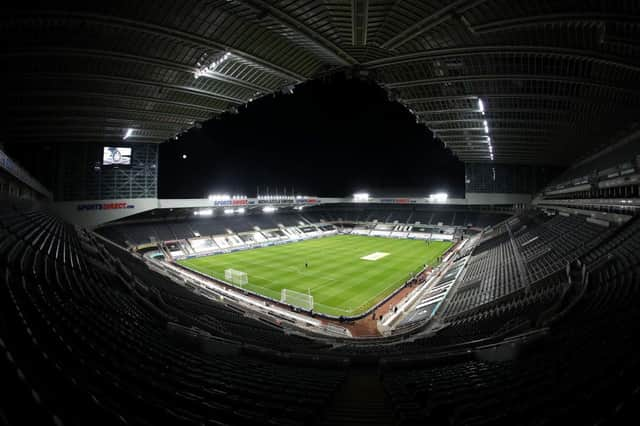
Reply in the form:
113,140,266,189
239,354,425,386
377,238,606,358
7,11,306,82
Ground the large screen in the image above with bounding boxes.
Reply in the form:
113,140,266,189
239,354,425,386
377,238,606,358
103,147,132,166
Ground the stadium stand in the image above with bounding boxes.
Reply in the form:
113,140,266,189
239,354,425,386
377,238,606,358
380,217,640,426
0,200,349,426
98,204,509,249
1,193,639,424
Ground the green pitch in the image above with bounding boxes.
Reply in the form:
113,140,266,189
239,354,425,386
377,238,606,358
178,235,452,317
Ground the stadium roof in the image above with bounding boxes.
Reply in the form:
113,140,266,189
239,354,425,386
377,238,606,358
3,1,640,165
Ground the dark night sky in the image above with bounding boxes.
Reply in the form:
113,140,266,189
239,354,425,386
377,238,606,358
159,74,465,198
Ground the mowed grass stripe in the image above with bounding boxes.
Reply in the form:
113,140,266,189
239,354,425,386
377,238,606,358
178,235,452,316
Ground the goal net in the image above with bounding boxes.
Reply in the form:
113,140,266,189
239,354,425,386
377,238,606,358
281,289,314,311
224,269,248,286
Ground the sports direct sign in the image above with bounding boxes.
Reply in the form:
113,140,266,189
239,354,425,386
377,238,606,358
378,198,416,204
77,202,135,211
295,198,318,204
212,199,248,206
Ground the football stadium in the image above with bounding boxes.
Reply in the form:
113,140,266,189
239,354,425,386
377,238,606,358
1,2,640,426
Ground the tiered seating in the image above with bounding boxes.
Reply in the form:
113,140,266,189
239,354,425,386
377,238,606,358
386,209,411,223
100,214,307,247
3,198,639,425
570,216,640,320
444,235,524,317
429,211,452,226
516,214,603,281
442,212,610,320
363,209,392,222
382,321,638,426
99,204,510,248
435,272,564,344
380,217,640,426
1,203,346,426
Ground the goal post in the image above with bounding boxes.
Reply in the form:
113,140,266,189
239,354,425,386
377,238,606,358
281,288,314,311
224,269,248,286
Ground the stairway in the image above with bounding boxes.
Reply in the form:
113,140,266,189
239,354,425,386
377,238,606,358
319,369,396,426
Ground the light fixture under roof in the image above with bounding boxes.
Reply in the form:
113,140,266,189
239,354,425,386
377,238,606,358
428,193,449,203
353,192,370,202
194,52,231,78
193,209,213,216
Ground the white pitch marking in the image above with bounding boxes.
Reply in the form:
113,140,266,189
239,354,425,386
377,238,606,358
360,252,390,261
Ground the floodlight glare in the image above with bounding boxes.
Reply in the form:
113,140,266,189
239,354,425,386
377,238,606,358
123,128,133,140
236,208,245,214
428,193,449,203
353,192,370,202
194,208,213,216
223,208,234,215
263,206,277,213
478,98,485,114
194,52,231,78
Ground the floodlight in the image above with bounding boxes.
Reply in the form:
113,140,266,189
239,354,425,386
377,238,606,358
194,208,213,216
123,128,133,140
478,98,485,114
353,192,370,202
182,154,187,159
223,208,234,215
483,120,489,134
263,206,277,213
428,193,449,203
208,194,231,201
236,208,245,214
194,51,231,78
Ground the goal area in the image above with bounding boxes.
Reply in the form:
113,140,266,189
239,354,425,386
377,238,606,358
224,269,248,286
281,288,314,311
